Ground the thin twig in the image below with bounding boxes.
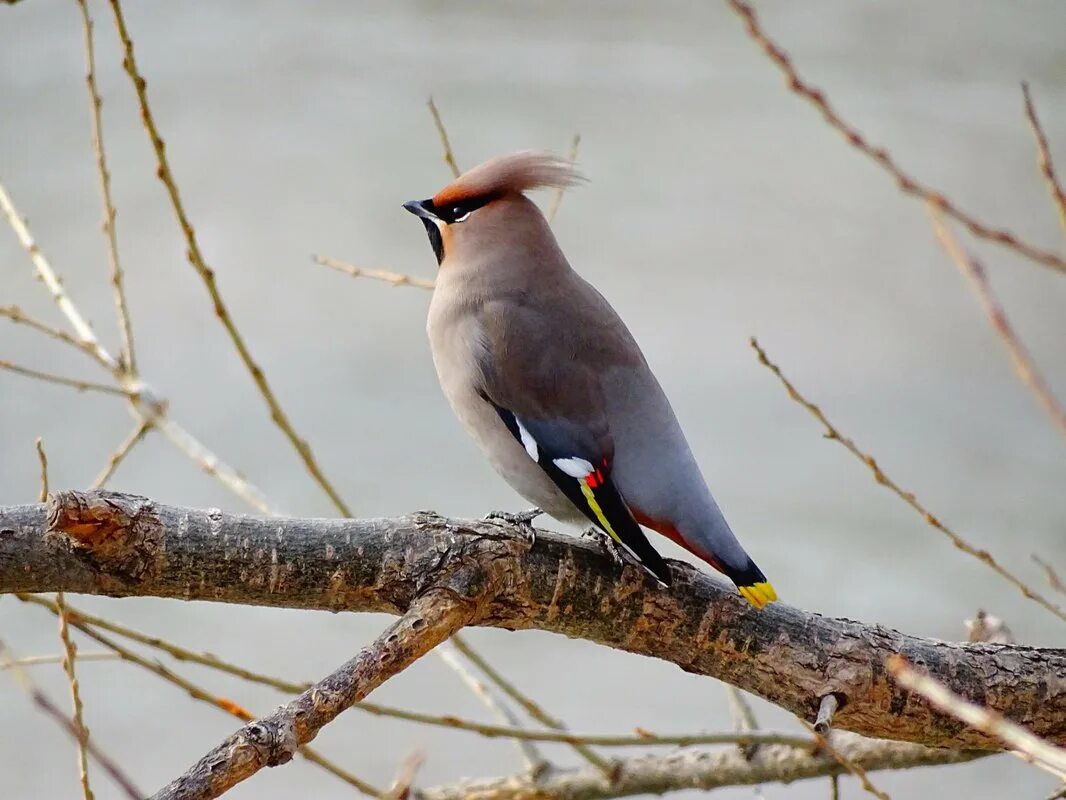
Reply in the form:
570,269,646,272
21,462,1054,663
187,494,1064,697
805,724,891,800
90,417,152,489
0,305,108,366
0,641,141,800
1,359,133,398
725,0,1066,275
889,655,1066,780
750,337,1066,624
427,96,461,179
107,0,353,517
151,416,278,514
547,133,581,223
1033,555,1066,596
34,437,48,502
314,254,435,290
436,641,547,774
56,593,95,800
0,180,120,370
1,166,277,514
1,652,119,669
151,594,470,800
15,594,815,752
18,597,380,797
930,208,1066,436
451,632,613,773
75,0,136,374
1021,82,1066,233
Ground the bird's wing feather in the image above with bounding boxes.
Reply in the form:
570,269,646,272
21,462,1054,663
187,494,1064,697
475,294,670,584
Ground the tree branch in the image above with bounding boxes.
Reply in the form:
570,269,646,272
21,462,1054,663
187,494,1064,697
418,733,981,800
153,592,473,800
2,490,1064,753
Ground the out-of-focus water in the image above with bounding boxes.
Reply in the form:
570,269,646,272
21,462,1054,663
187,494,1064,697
2,2,1064,797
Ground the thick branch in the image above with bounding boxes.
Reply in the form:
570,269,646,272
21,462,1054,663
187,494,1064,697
2,490,1064,751
153,592,473,800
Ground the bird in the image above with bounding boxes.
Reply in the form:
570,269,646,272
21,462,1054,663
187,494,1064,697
403,151,777,608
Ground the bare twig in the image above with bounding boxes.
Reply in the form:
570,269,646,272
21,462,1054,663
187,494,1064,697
383,751,425,800
34,437,48,502
427,96,461,179
930,208,1066,436
55,593,95,800
808,728,891,800
725,0,1066,275
0,180,120,370
17,597,381,797
1034,555,1066,596
75,0,136,374
314,253,435,290
436,641,548,775
750,337,1066,624
151,416,278,514
18,592,812,753
547,133,581,223
107,0,352,517
1,652,118,669
0,642,142,800
0,305,107,365
151,593,472,800
90,417,152,489
0,359,132,398
889,656,1066,780
450,632,612,774
1021,82,1066,233
725,684,763,760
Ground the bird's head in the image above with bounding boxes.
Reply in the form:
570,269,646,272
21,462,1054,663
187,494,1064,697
403,150,583,267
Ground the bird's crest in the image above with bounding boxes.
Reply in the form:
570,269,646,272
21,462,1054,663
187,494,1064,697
433,151,583,207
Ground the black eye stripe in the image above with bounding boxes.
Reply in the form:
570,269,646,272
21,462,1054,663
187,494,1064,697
426,195,492,224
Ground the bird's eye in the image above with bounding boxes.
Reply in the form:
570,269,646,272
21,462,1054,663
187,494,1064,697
450,205,471,223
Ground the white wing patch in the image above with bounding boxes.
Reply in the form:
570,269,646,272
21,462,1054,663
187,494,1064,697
553,456,595,479
515,418,539,462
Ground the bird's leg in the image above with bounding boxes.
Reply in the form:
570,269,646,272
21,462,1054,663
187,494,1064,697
483,507,542,545
581,526,630,569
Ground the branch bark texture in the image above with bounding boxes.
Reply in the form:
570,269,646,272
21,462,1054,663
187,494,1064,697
2,491,1064,753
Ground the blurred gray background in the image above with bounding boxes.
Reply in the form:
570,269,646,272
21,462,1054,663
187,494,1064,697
2,1,1065,797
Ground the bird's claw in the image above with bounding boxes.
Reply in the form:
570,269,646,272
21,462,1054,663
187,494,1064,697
484,507,542,545
581,526,631,569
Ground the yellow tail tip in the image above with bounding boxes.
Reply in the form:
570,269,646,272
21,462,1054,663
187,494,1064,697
738,581,777,609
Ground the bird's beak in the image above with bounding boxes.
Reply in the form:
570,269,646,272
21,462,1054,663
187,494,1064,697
403,199,438,220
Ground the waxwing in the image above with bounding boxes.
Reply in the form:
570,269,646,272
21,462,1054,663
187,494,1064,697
404,151,776,608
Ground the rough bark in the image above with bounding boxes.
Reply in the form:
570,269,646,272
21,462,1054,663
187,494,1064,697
2,490,1064,752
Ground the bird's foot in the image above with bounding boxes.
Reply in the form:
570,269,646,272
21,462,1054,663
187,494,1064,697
581,526,634,570
484,507,542,545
